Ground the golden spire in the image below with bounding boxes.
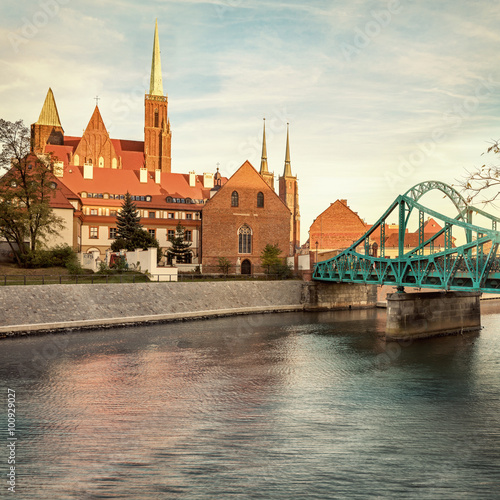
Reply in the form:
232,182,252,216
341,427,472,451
149,19,164,96
260,118,269,174
283,122,292,177
36,88,62,128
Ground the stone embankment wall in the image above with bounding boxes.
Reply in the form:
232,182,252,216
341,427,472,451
0,281,377,337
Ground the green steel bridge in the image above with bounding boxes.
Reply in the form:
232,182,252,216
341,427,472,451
313,181,500,293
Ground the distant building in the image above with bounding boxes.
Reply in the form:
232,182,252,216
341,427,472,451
309,199,367,260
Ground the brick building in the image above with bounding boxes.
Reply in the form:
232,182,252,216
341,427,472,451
309,199,367,259
202,161,291,274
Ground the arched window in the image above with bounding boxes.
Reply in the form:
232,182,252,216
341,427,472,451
154,109,159,128
257,192,264,208
231,191,239,207
238,225,252,254
73,154,79,166
99,156,104,168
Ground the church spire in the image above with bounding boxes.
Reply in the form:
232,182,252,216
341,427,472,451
283,122,292,177
36,88,62,128
260,118,268,174
149,19,164,96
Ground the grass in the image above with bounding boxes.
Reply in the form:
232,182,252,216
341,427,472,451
0,263,150,286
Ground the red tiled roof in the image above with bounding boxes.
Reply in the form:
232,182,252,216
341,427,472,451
57,164,226,208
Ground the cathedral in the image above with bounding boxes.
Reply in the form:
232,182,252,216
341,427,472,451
28,21,300,273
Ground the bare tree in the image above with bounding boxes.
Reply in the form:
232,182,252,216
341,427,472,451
0,119,64,266
459,140,500,205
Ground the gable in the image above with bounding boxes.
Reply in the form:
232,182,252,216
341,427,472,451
204,160,290,213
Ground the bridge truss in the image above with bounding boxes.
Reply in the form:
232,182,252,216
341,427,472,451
313,181,500,293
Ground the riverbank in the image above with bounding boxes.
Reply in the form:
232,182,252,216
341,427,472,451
0,281,377,337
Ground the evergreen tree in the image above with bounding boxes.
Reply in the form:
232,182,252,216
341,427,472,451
116,192,142,240
166,222,192,264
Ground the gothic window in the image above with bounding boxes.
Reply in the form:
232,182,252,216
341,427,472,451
73,154,79,166
154,109,159,128
99,157,104,168
111,158,117,169
257,192,264,208
231,191,239,207
238,225,252,254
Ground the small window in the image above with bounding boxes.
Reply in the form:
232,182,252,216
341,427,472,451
110,210,117,216
167,229,175,240
231,191,239,207
166,196,173,203
185,198,192,204
50,182,57,189
257,192,264,208
90,209,98,215
186,213,193,220
149,211,156,218
81,192,87,198
168,213,175,219
185,230,192,242
109,227,117,239
148,229,156,238
90,227,98,239
146,195,152,202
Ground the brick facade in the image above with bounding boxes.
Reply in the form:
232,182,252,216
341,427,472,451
202,161,291,273
309,199,367,252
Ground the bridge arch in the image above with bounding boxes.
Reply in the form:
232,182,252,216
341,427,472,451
403,180,468,217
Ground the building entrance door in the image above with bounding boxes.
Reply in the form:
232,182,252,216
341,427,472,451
241,259,251,275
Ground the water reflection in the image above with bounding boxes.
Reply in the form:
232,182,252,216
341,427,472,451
1,307,499,499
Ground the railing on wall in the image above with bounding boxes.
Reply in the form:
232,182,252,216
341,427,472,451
0,271,298,286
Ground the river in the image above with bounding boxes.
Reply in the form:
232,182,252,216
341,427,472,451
1,304,500,499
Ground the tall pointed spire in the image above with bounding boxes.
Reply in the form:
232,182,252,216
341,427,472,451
36,88,62,128
260,118,268,174
283,122,292,177
149,19,164,96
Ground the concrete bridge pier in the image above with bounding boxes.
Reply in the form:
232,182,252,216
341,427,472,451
386,291,481,340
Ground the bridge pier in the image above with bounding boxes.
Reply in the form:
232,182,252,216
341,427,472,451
386,291,481,340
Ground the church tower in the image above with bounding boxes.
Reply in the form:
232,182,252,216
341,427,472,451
31,88,64,154
278,123,300,255
144,20,171,172
259,118,274,190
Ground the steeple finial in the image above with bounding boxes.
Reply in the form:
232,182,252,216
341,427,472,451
149,19,164,96
260,118,269,174
283,122,292,177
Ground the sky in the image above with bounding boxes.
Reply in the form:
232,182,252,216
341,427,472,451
1,0,500,244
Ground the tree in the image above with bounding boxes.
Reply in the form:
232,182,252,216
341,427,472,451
111,192,160,259
217,256,231,275
459,140,500,204
0,119,64,266
260,243,293,278
116,191,142,240
166,222,192,264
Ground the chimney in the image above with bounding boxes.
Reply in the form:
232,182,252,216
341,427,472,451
203,172,214,189
340,199,348,206
53,161,64,178
189,171,196,187
83,162,93,180
155,169,161,184
140,168,148,183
